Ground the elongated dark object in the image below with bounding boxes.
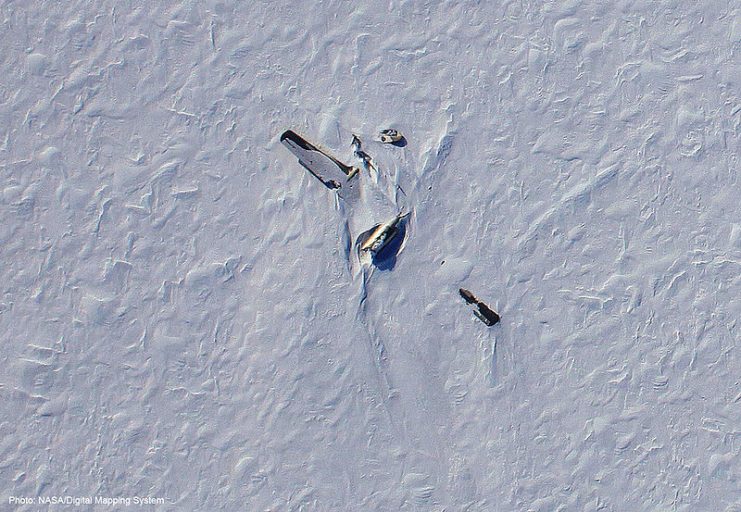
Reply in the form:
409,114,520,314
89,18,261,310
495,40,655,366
475,303,500,326
459,288,500,326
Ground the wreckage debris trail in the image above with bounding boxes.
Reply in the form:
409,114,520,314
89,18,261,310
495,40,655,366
14,2,737,509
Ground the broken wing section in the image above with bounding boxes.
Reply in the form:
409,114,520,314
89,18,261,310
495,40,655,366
280,130,359,196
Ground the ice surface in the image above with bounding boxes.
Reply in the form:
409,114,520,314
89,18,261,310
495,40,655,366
1,1,739,510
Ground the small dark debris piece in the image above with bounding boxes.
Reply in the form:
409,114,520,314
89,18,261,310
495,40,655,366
379,129,403,143
350,134,376,171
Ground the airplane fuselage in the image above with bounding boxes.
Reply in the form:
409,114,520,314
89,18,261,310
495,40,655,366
360,213,408,253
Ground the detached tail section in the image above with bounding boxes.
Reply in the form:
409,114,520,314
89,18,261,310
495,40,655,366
459,288,500,327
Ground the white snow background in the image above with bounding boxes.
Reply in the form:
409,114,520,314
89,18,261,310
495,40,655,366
1,1,739,510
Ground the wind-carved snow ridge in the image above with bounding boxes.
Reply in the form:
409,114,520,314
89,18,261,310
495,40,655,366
348,264,403,440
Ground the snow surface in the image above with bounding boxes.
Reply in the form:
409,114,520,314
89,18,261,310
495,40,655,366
1,1,740,510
